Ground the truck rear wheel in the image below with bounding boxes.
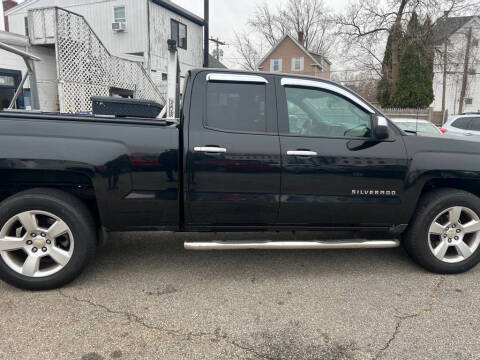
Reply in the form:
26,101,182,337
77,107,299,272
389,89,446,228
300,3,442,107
403,188,480,273
0,188,96,290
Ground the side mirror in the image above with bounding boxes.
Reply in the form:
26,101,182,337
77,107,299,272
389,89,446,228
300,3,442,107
372,115,389,140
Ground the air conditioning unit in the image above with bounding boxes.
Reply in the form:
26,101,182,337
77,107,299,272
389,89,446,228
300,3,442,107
112,22,126,32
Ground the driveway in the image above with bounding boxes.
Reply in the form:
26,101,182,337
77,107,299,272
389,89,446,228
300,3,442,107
0,231,478,359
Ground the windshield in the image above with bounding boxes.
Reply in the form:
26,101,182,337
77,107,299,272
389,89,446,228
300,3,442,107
395,121,439,134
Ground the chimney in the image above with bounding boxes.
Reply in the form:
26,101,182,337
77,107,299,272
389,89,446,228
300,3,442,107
298,31,304,45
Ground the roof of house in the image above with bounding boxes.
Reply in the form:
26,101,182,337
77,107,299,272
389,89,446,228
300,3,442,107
433,15,479,43
151,0,203,26
5,0,204,25
208,54,227,69
256,33,331,70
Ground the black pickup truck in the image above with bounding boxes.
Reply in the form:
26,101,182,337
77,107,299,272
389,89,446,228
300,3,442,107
1,69,480,290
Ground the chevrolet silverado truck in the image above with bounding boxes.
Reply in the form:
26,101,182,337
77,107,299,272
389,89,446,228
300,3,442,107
1,69,480,290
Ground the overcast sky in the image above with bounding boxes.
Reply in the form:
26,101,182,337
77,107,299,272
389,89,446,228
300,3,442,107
173,0,350,69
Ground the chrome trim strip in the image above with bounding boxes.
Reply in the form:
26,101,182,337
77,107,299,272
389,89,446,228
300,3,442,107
194,146,227,153
280,78,375,114
184,240,400,250
286,150,318,156
207,73,269,84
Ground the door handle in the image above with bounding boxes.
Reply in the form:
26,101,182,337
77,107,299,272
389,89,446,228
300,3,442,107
286,150,318,156
465,133,473,136
194,146,227,153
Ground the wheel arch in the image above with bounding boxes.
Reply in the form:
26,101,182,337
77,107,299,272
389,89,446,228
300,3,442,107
419,178,480,200
0,168,101,227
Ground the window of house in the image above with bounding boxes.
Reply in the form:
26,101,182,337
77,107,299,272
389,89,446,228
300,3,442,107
171,19,187,49
465,98,473,105
24,17,29,37
114,7,126,23
270,59,282,72
206,82,267,133
291,57,304,71
284,86,372,138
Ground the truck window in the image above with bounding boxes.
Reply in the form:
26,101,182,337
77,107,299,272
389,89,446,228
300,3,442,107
284,87,371,138
205,82,266,133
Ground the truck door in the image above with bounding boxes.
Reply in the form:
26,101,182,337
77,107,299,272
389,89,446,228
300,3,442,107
185,72,281,226
276,77,408,227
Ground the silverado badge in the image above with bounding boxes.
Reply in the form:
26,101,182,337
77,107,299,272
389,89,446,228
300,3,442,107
352,190,397,196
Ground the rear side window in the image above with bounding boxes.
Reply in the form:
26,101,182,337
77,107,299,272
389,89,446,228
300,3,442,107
205,82,266,133
468,117,480,131
451,117,472,130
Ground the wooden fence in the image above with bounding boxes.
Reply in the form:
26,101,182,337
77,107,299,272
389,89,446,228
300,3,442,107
378,107,445,126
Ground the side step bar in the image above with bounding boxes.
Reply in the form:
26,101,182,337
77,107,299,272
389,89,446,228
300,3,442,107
184,240,400,251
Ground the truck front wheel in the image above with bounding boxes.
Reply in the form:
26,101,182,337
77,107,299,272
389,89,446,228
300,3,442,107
404,188,480,273
0,188,96,290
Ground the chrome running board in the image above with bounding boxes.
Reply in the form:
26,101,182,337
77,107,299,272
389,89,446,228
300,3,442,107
184,240,400,250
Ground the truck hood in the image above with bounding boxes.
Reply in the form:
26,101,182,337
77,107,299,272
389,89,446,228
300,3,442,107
402,133,480,157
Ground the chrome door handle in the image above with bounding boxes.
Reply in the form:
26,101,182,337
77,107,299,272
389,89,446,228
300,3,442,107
286,150,318,156
465,133,473,136
194,146,227,153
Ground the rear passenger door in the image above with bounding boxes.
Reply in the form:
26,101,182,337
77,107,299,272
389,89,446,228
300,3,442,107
186,73,281,226
447,117,473,137
466,117,480,138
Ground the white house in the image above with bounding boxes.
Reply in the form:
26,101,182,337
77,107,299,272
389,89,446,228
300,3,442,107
0,30,58,110
5,0,204,91
432,15,480,115
0,1,4,31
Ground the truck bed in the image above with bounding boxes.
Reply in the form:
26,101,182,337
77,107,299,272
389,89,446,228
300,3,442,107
0,110,180,231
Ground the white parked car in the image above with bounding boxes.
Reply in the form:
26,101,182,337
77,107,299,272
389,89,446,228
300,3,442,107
391,118,442,136
441,114,480,138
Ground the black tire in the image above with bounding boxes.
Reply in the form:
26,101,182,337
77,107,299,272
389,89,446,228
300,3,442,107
0,188,96,290
403,188,480,274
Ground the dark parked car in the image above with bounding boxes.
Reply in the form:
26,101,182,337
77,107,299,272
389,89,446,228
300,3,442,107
1,69,480,290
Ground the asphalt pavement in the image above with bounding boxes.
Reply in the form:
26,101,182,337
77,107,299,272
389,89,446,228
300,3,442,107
0,231,478,360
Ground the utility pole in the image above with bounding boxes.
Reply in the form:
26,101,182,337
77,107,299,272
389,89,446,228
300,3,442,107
441,11,449,123
203,0,209,68
209,37,226,60
458,27,473,114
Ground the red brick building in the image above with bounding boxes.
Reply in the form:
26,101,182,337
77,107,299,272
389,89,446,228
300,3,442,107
3,0,18,31
257,32,331,79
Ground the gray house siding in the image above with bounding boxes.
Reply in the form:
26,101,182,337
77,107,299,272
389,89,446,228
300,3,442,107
7,0,148,59
148,0,203,92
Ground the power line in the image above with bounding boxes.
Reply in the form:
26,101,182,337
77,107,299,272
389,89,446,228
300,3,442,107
209,37,226,60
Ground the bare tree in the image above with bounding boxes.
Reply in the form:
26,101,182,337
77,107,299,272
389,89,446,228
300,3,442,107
336,0,480,93
233,32,263,71
234,0,335,70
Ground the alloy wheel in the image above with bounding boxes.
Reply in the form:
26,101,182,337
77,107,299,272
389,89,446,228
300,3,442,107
0,210,74,277
428,206,480,263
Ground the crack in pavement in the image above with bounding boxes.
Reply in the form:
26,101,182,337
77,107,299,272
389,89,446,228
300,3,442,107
57,289,184,337
229,339,277,360
374,276,445,359
57,290,276,359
